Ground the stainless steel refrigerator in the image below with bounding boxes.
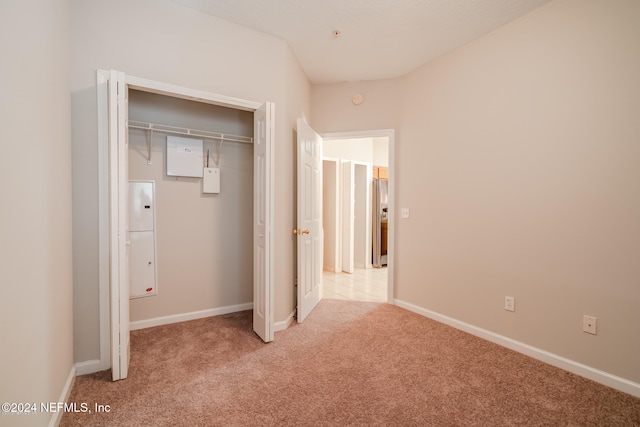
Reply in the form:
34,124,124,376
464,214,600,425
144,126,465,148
372,178,388,268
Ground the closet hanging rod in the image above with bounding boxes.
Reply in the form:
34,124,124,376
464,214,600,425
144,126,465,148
127,120,253,144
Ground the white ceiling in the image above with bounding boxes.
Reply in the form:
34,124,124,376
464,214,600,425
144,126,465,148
171,0,552,85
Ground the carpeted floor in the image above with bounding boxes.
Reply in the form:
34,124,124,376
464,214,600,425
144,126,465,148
62,300,640,426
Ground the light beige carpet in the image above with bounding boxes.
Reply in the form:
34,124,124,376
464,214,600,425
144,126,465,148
62,300,640,426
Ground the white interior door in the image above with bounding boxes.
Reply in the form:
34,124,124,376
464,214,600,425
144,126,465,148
322,159,340,273
253,102,274,342
296,118,323,323
109,70,130,381
353,162,371,269
341,161,354,274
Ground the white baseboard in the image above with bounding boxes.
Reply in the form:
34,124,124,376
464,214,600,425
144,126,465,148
129,302,253,331
274,310,296,332
394,299,640,398
75,359,102,376
49,365,76,427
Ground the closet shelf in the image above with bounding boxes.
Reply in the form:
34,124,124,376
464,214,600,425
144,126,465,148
128,120,253,144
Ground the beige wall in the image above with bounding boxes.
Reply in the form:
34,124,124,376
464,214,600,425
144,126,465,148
372,137,389,167
313,0,640,385
72,0,310,362
0,1,74,425
398,0,640,384
311,79,403,133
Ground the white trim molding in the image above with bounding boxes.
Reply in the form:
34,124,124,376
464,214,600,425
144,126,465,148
74,359,102,376
96,70,112,372
49,365,76,427
129,303,253,331
274,310,296,332
394,299,640,398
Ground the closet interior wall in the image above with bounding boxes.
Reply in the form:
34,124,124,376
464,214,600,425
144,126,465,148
127,90,254,323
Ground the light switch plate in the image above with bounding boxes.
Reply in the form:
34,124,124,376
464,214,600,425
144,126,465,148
505,296,515,312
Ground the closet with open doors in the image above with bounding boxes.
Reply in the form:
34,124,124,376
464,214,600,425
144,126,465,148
101,71,274,381
127,89,255,330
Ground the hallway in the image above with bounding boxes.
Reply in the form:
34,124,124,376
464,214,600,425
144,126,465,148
322,267,387,302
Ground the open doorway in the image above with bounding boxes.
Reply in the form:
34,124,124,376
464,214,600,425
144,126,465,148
320,134,392,303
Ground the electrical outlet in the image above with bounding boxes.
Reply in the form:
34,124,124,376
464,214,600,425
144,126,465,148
504,296,515,312
401,208,410,219
583,315,597,335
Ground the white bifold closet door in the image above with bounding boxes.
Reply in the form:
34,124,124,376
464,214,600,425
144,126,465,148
108,70,130,381
253,102,274,343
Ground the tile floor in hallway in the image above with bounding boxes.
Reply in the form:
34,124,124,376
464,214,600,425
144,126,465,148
322,267,388,302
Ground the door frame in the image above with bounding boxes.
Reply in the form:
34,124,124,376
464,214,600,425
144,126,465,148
341,160,354,274
96,70,275,372
322,129,395,303
352,161,372,269
322,158,341,273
